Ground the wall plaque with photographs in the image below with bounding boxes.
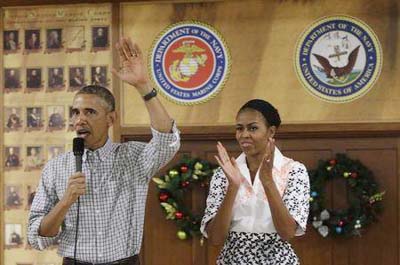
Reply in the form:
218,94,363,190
24,29,42,53
47,67,65,91
47,106,65,131
69,66,86,91
5,223,23,248
4,107,23,131
45,28,63,52
26,107,43,130
26,185,37,210
47,145,65,161
92,25,109,51
3,30,20,53
91,65,108,86
4,68,22,92
5,185,23,210
5,146,22,169
25,146,44,171
26,68,43,92
2,4,112,264
65,25,86,53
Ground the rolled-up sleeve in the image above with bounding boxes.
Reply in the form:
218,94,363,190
133,121,181,183
28,162,61,250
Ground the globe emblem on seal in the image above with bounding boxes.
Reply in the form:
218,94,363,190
150,21,231,105
295,16,382,103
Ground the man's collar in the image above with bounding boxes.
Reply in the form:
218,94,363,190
82,138,113,162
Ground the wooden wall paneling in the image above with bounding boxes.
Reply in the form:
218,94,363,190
398,138,400,265
286,138,399,265
283,146,334,265
124,131,400,265
141,151,193,265
343,146,398,265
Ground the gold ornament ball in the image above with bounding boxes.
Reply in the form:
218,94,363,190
177,230,188,240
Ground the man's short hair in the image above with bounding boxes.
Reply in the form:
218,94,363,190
76,85,115,112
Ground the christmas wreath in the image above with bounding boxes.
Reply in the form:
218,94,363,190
152,156,217,241
309,153,385,238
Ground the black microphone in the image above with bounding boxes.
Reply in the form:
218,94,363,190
73,137,84,172
72,137,84,264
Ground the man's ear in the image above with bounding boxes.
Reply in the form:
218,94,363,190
107,111,117,127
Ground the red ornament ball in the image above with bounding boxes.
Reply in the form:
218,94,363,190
159,193,169,202
351,172,358,178
338,220,344,227
175,212,183,219
181,181,190,188
180,165,188,173
329,159,337,166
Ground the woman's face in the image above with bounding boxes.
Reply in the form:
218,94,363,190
235,109,276,157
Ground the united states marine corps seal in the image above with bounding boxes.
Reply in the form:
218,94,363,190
150,21,231,105
295,16,382,103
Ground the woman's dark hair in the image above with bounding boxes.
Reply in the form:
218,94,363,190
238,99,281,128
76,85,115,112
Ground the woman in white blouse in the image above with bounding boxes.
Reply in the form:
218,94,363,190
201,99,310,265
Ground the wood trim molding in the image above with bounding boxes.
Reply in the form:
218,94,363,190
111,2,122,143
0,0,118,7
0,0,220,7
121,122,400,142
0,9,4,265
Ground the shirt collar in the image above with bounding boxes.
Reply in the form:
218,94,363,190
236,146,285,171
82,138,113,162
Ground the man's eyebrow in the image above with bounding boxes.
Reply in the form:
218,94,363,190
71,107,97,112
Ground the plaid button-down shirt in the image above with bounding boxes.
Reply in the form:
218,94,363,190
28,124,180,263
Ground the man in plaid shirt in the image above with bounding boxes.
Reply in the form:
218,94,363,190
28,38,180,265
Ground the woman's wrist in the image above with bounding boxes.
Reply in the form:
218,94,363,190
227,183,240,194
260,177,275,188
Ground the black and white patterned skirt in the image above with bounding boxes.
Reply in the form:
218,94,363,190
216,231,299,265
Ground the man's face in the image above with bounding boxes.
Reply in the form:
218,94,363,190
53,68,59,75
95,67,101,74
31,33,37,42
9,32,15,40
9,148,14,155
72,94,115,150
97,28,103,36
9,70,15,76
31,70,37,76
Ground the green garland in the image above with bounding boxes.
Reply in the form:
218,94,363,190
309,153,385,238
152,156,217,241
